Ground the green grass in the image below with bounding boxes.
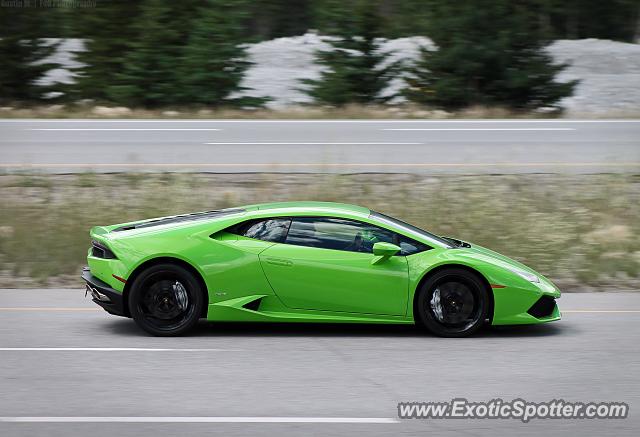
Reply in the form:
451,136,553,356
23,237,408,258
0,173,639,290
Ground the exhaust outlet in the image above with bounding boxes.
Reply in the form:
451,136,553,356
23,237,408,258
85,284,111,303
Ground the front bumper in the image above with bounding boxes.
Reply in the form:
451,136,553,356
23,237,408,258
491,285,561,325
82,267,128,317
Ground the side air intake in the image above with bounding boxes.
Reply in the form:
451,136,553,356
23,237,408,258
527,296,557,319
242,297,262,311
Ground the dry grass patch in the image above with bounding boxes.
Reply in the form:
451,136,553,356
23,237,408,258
0,173,638,290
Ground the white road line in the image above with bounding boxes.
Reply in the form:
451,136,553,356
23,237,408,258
0,348,239,352
562,310,640,313
382,128,575,131
204,142,422,145
28,128,221,131
0,416,399,424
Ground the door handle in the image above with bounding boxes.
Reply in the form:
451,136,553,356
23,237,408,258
265,257,293,267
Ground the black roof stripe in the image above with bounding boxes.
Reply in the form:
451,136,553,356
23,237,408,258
112,208,245,232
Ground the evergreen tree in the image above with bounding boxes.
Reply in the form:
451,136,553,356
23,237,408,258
0,8,58,103
311,0,357,37
179,0,259,106
248,0,312,39
379,0,432,38
106,0,185,107
404,0,577,110
534,0,640,42
69,0,143,102
304,1,397,106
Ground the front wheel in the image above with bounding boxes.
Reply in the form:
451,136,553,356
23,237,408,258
128,264,204,336
415,268,489,337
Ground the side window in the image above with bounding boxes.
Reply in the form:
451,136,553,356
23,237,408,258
398,237,429,256
232,218,291,243
285,217,402,254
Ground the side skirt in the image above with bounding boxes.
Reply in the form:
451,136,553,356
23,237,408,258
207,295,414,324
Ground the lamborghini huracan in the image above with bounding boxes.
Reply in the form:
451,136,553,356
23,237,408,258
82,201,561,337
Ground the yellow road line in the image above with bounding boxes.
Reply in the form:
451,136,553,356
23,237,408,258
0,307,99,311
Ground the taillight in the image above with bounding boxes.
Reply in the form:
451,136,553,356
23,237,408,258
91,240,117,259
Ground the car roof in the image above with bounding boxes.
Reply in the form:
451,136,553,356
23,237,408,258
242,201,371,217
103,202,370,237
238,202,451,249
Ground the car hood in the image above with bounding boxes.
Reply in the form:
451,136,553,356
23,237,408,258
449,242,560,294
458,243,537,274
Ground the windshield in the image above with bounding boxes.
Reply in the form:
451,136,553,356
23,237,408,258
370,211,455,248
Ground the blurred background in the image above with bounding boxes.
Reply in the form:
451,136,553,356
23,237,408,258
1,0,639,115
0,0,639,291
1,2,640,437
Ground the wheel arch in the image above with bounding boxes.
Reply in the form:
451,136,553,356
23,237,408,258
123,256,210,318
412,263,494,324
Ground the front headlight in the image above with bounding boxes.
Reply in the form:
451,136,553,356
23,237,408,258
509,267,540,283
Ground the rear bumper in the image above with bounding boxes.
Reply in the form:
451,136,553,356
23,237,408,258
82,267,128,317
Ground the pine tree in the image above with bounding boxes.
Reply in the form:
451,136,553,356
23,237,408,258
536,0,640,42
179,0,259,106
248,0,312,39
0,8,58,103
69,0,143,102
105,0,186,107
304,1,397,106
405,0,577,110
311,0,357,37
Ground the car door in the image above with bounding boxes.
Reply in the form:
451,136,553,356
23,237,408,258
205,218,291,302
259,217,410,315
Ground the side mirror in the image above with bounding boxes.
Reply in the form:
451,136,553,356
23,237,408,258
372,242,401,264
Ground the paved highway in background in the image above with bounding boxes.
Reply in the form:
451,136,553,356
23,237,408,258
0,290,639,436
1,119,639,173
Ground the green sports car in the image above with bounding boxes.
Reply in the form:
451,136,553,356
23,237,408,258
82,201,560,337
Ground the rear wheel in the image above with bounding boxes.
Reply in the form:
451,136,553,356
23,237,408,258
128,264,204,336
416,268,489,337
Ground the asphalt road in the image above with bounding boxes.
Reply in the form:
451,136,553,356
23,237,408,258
1,119,639,173
0,290,638,436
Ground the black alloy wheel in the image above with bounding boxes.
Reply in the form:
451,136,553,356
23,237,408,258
416,268,489,337
128,264,204,336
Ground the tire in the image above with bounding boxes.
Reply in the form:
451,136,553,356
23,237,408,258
128,263,204,336
415,268,489,337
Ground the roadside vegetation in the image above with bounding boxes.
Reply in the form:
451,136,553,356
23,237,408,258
0,104,562,120
3,104,640,120
0,173,638,290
